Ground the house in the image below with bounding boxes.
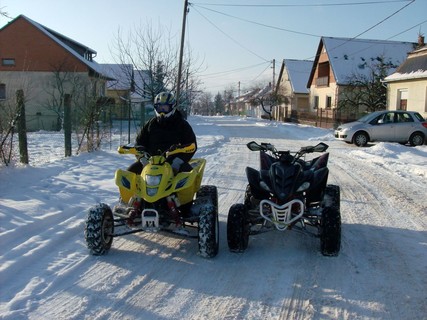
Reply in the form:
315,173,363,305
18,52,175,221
232,85,272,118
232,89,257,116
306,36,416,126
0,15,112,131
275,59,313,122
383,35,427,119
101,63,135,120
100,64,156,124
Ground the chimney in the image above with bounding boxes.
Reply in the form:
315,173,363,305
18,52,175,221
418,34,425,47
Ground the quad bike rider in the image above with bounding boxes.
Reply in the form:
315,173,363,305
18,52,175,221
227,141,341,256
84,92,219,258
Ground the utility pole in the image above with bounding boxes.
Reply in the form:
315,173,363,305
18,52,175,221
272,59,276,91
176,0,189,114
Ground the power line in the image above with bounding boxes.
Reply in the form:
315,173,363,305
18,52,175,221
192,1,414,8
190,4,270,62
386,18,427,39
201,62,270,78
311,0,416,59
189,0,421,92
192,4,321,37
348,0,415,40
251,62,272,82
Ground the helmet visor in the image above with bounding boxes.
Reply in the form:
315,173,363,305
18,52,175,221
154,103,172,114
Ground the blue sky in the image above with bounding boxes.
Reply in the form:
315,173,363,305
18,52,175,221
1,0,426,94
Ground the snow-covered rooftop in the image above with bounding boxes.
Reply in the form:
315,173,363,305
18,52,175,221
284,59,313,93
384,45,427,82
322,37,416,84
101,64,133,90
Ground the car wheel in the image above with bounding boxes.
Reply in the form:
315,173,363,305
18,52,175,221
409,132,425,146
353,132,368,147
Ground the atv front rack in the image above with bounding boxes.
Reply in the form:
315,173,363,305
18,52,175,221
259,199,304,231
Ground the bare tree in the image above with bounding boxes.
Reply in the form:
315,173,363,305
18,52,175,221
110,21,202,109
338,55,397,113
192,92,213,115
222,86,235,115
42,59,112,153
0,63,34,166
0,6,11,19
0,102,19,166
248,83,284,120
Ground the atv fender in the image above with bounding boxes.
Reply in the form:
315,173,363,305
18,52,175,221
245,167,270,199
115,169,139,203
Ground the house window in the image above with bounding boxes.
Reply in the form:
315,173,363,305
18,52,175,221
316,62,330,87
0,84,6,100
397,89,408,111
314,96,319,109
2,58,15,66
326,96,332,109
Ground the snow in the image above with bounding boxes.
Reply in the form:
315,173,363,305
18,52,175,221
384,69,427,81
322,37,415,84
283,59,313,94
1,115,426,320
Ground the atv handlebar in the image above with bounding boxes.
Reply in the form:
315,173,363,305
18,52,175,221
117,142,196,158
247,141,329,161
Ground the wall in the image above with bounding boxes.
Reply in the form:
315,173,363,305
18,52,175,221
0,17,87,73
0,71,100,131
387,79,427,119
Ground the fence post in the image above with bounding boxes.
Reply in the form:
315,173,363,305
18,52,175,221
64,94,72,157
17,90,29,164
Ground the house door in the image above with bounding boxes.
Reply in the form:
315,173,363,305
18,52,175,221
370,112,396,141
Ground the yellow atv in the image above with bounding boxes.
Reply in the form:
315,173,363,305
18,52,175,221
84,143,219,258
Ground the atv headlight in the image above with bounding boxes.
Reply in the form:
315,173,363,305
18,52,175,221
296,181,310,192
146,174,161,186
147,187,159,196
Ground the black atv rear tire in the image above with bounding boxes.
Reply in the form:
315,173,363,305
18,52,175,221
243,184,252,208
227,203,250,252
197,186,219,258
320,185,341,256
85,203,114,255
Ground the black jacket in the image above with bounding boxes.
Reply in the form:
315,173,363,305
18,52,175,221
135,110,197,163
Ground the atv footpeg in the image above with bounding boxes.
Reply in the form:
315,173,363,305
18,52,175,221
141,209,160,232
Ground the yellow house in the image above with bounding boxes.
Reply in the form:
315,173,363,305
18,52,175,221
275,59,312,122
384,37,427,119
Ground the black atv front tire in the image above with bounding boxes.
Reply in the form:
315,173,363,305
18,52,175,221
244,184,252,208
227,203,250,252
320,185,341,256
197,186,219,258
85,203,114,255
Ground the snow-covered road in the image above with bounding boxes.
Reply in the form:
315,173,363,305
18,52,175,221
1,116,426,319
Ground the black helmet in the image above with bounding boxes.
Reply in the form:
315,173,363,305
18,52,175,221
153,92,176,119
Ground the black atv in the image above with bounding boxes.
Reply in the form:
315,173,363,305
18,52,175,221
227,141,341,256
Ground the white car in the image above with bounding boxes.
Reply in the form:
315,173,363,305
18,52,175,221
334,110,427,147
